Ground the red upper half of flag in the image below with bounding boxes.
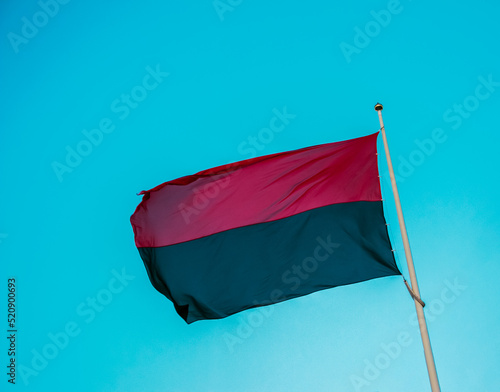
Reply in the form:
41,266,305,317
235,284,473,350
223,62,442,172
131,132,382,248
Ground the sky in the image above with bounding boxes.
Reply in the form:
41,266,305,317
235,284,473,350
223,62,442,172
1,1,499,391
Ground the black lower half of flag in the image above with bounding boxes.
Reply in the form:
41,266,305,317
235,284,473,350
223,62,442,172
137,201,400,324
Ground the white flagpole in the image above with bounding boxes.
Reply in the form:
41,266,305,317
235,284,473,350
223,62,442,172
374,103,441,391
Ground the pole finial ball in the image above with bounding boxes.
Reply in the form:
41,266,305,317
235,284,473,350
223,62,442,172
374,103,383,111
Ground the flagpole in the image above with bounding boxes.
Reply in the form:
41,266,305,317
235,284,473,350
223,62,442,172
374,103,441,392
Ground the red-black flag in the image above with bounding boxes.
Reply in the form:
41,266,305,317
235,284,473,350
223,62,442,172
131,132,400,323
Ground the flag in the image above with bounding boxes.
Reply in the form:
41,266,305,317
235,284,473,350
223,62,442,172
131,132,400,323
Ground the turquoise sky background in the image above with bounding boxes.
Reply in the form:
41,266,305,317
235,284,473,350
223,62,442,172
1,1,499,391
